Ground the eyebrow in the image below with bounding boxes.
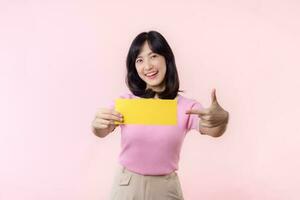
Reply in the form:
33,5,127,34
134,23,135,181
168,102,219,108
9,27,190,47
136,52,154,59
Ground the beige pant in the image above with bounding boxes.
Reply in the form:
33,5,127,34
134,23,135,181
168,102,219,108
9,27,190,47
109,165,184,200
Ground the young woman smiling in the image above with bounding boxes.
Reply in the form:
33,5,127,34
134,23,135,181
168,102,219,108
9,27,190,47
91,30,229,200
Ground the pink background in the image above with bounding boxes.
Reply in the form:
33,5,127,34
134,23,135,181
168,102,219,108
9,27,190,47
1,0,299,199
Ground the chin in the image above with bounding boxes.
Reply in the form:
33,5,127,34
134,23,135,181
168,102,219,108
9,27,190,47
147,82,162,88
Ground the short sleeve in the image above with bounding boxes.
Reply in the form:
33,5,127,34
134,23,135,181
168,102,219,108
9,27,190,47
186,101,204,132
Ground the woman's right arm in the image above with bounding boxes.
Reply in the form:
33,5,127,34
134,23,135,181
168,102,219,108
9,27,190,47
91,108,123,138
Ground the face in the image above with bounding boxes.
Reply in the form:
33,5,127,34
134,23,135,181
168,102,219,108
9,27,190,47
135,41,167,92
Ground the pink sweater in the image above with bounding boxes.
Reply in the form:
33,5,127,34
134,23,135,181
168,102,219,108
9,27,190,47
108,92,203,175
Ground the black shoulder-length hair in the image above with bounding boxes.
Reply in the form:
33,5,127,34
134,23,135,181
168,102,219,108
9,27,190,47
125,30,182,99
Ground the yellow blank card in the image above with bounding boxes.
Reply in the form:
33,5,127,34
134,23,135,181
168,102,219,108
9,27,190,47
115,99,177,125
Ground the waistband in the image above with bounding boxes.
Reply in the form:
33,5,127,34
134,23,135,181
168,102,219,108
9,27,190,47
120,165,178,179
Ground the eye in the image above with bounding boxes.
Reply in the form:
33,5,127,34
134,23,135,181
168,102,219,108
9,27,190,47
151,54,157,58
136,59,142,63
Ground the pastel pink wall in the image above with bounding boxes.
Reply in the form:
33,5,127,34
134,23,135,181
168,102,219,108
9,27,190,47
1,0,299,199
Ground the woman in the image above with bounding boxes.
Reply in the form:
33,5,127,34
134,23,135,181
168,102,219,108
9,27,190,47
91,30,229,200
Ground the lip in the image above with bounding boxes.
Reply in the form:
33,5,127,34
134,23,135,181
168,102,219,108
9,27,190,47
145,71,158,79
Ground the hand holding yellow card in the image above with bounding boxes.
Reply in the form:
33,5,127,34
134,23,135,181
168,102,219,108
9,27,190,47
115,99,177,125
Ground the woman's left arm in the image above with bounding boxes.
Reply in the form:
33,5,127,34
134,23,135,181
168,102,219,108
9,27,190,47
186,88,229,137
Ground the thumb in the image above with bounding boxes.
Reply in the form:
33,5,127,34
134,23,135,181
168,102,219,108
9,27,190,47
211,88,219,106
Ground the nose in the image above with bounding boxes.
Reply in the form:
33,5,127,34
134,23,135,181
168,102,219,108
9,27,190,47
144,59,153,71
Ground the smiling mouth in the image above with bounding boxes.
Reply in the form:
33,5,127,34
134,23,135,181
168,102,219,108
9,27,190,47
145,71,158,78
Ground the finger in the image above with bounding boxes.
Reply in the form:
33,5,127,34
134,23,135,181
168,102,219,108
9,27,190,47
185,109,209,115
97,108,123,118
201,115,212,121
97,107,112,114
200,120,217,128
199,120,212,128
94,118,111,125
94,118,121,128
94,124,109,129
97,113,123,122
202,112,227,122
200,118,227,128
92,120,109,129
97,113,121,121
111,109,123,118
